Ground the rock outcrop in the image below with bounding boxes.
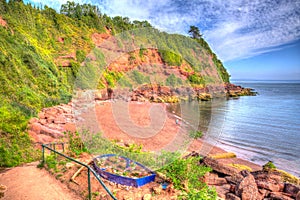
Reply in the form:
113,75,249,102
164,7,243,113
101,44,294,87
225,83,257,97
202,157,300,200
28,103,75,144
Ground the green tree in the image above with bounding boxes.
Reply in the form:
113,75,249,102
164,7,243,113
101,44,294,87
188,25,202,39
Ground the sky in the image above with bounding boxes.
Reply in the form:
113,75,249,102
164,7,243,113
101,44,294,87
24,0,300,80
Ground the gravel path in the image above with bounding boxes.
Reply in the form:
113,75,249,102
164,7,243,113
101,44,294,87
0,162,82,200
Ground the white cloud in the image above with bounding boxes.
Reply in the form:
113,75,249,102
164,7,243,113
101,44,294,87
24,0,300,62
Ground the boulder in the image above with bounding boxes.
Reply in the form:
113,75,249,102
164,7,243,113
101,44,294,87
235,170,259,200
269,192,294,200
40,125,64,138
39,119,47,125
54,115,66,124
38,112,46,119
28,130,39,142
225,174,244,184
28,117,38,124
226,193,241,200
37,134,55,143
30,122,42,134
253,171,284,192
202,157,239,176
284,183,300,198
214,184,231,199
258,188,269,199
204,173,228,185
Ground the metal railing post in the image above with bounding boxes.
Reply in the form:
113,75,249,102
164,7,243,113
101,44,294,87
42,145,45,164
41,143,117,200
88,168,92,200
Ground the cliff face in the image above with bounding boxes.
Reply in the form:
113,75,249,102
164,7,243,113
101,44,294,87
0,1,231,166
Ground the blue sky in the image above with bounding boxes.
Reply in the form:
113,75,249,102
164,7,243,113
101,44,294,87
24,0,300,80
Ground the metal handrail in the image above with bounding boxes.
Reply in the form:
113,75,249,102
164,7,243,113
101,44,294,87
41,143,117,200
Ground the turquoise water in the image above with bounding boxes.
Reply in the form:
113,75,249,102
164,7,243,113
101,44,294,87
202,81,300,176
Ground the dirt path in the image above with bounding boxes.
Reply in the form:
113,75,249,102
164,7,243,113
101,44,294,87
0,162,82,200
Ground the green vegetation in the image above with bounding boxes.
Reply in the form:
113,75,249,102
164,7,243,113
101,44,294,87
228,163,252,172
158,50,183,66
210,152,236,160
188,25,202,40
189,130,203,139
0,1,230,167
159,156,216,199
166,74,183,87
64,131,89,156
263,161,276,170
43,130,216,199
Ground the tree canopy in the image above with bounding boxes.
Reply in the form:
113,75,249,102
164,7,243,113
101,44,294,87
188,25,202,39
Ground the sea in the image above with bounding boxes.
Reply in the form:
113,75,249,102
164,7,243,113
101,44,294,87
197,80,300,177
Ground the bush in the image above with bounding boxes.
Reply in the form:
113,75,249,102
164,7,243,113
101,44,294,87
159,157,216,199
76,50,86,63
189,130,203,139
166,74,182,87
263,161,276,170
188,74,204,85
158,50,182,66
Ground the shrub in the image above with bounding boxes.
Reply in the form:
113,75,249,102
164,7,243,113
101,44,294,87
189,130,203,139
159,157,216,199
263,161,276,170
76,50,86,63
158,50,182,66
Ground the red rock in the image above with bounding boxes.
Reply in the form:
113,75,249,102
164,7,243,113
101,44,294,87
253,171,284,192
46,116,55,123
204,173,227,185
57,37,64,43
226,193,241,200
0,16,7,27
37,134,55,143
235,171,259,200
64,123,76,132
284,183,300,198
28,117,38,124
269,192,293,200
215,184,231,199
258,188,269,199
38,112,46,119
30,122,42,134
202,157,239,176
39,119,47,125
253,171,282,182
28,130,39,142
46,123,64,131
296,191,300,200
45,108,58,116
225,174,244,184
256,180,283,192
40,125,64,138
54,115,66,124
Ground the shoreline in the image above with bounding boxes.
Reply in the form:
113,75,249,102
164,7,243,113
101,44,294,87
95,101,262,172
28,99,298,178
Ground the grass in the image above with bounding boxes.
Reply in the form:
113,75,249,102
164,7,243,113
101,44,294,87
158,156,217,199
227,163,252,172
275,169,299,185
209,152,236,160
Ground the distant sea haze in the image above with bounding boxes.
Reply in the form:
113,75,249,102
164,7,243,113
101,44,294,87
202,80,300,177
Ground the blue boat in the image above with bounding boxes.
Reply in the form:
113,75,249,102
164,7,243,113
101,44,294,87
93,154,156,187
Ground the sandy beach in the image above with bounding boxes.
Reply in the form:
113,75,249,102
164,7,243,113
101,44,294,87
95,101,262,171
